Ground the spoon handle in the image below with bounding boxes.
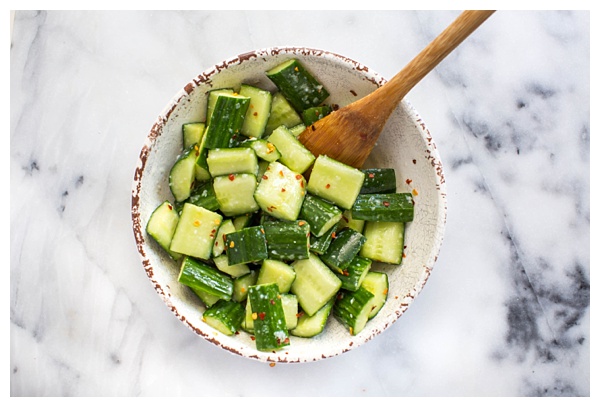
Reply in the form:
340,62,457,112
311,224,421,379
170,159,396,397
362,10,495,117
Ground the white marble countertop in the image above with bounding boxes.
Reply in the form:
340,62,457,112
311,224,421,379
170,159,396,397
10,10,591,396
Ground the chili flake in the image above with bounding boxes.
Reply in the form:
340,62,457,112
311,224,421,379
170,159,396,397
258,312,266,321
406,179,413,185
279,170,284,177
228,174,235,181
229,241,235,248
368,172,375,178
298,221,306,226
295,174,302,180
325,183,331,189
383,201,390,207
253,112,258,117
270,299,276,305
412,188,419,196
262,175,269,180
281,188,286,192
331,232,337,239
269,363,276,367
167,204,173,210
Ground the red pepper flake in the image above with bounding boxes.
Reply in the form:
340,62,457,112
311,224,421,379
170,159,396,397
368,173,375,179
228,174,235,181
412,159,417,164
269,362,276,367
250,336,256,341
270,299,276,305
229,241,235,248
258,312,266,321
331,232,337,239
342,270,349,276
281,188,286,192
383,201,390,207
403,253,407,258
350,89,357,96
295,174,302,180
298,221,306,226
383,288,388,295
342,216,349,222
283,338,290,345
412,188,419,196
279,170,284,177
223,235,227,243
167,204,173,210
296,312,304,318
253,112,258,117
260,228,265,234
406,179,413,185
325,183,331,189
300,180,304,188
215,241,219,246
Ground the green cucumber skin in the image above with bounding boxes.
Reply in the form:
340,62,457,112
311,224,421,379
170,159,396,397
225,226,268,266
309,226,336,255
299,194,343,237
232,270,258,303
302,105,331,126
248,283,290,351
169,144,200,202
185,182,220,212
266,59,330,112
178,256,233,301
203,95,250,149
361,272,389,319
264,92,303,136
360,168,397,194
337,256,372,292
351,193,414,222
320,227,367,273
145,200,182,261
202,299,245,335
333,286,375,335
290,298,334,338
263,220,311,262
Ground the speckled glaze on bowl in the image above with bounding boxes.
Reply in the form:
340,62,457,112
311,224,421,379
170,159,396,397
131,47,447,363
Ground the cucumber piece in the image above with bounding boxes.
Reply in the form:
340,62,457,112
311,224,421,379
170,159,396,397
351,193,414,222
241,138,281,163
145,201,181,260
186,181,220,212
333,286,375,336
202,299,244,336
206,88,234,126
207,147,258,177
306,155,365,210
232,270,258,303
290,298,334,338
299,193,343,237
309,226,336,255
248,283,290,351
266,59,330,112
320,227,366,274
360,168,397,194
203,93,250,149
213,173,259,217
256,259,296,293
182,122,206,149
288,123,306,138
232,212,255,231
169,144,200,202
359,221,405,264
290,253,342,316
213,218,235,257
225,226,268,266
213,254,251,278
169,203,222,260
337,209,365,233
337,256,372,292
254,161,307,221
243,293,298,332
239,84,272,139
257,159,270,180
178,256,233,301
302,105,331,126
264,92,303,136
361,272,389,319
267,125,315,174
262,219,311,262
194,133,212,182
191,287,220,308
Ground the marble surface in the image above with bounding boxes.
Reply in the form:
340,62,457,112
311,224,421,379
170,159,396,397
10,10,591,396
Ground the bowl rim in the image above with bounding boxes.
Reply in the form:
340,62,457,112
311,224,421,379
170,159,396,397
131,46,447,363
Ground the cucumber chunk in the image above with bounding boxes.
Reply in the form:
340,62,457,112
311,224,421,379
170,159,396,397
239,84,272,139
256,259,296,293
267,125,315,174
254,161,307,221
169,203,222,260
351,193,414,223
290,254,342,316
182,122,206,149
213,173,259,217
306,155,365,210
248,283,290,351
146,201,181,260
202,299,244,335
361,272,389,319
178,256,233,301
169,144,200,202
359,221,405,264
207,147,258,177
264,92,303,136
225,226,268,266
333,286,375,336
290,298,334,338
320,227,366,274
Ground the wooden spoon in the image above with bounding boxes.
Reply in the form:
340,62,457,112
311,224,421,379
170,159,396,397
298,10,495,169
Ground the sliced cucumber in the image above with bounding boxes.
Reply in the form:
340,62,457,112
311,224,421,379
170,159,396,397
337,255,372,292
264,92,303,136
207,147,258,177
337,209,365,233
290,253,342,316
202,299,244,336
243,292,298,333
182,122,206,149
290,298,334,338
203,93,250,149
146,201,181,260
333,286,375,336
351,193,414,223
299,193,343,237
178,256,233,301
267,125,315,174
320,227,366,274
361,272,389,319
254,161,307,222
248,283,290,351
232,270,258,303
360,168,397,194
306,155,365,210
288,123,306,138
225,226,268,266
213,254,251,278
185,181,220,212
359,221,405,264
262,219,311,262
213,218,235,257
169,144,200,202
256,259,296,293
213,173,259,217
239,84,272,139
241,138,281,163
169,203,222,260
206,88,234,126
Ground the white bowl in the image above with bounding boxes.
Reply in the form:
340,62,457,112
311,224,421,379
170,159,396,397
131,47,447,363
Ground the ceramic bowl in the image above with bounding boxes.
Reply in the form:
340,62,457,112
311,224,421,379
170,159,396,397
131,47,447,363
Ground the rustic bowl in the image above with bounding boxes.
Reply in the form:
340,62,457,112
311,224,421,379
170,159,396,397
131,47,447,363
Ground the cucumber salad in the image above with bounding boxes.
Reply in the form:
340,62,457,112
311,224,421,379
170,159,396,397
146,59,414,352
